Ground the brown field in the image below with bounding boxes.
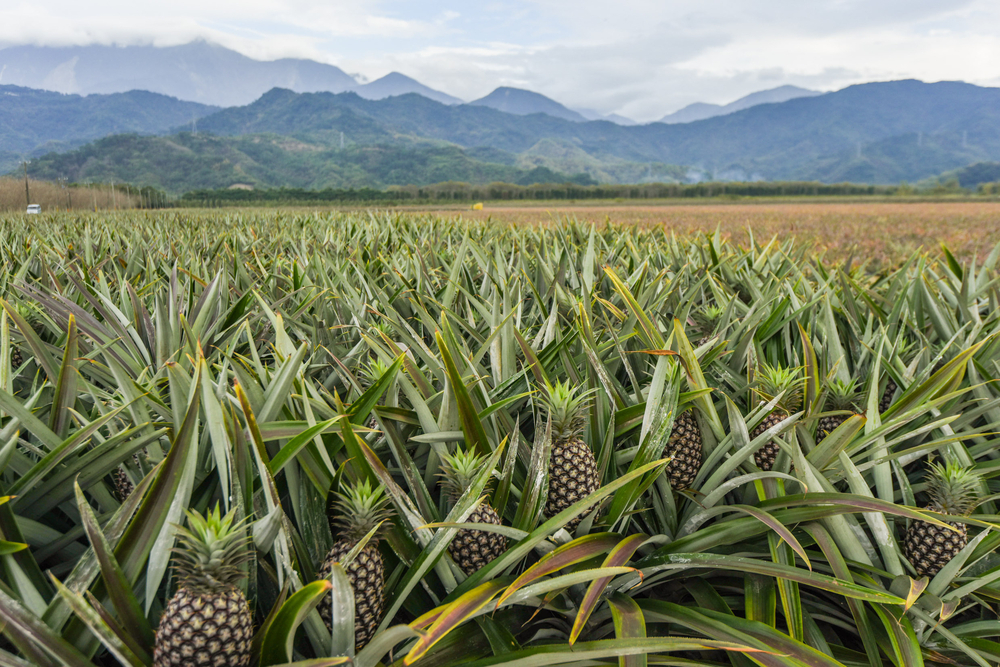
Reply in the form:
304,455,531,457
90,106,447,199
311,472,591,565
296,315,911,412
417,200,1000,265
0,177,139,211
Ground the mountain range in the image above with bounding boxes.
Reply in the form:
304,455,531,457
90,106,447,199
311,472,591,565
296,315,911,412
0,42,463,108
659,85,821,124
12,78,1000,193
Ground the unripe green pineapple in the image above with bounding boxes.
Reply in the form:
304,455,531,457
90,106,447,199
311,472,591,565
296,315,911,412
904,462,980,577
319,480,390,649
542,381,600,529
154,506,253,667
664,410,703,490
880,377,897,414
9,344,23,370
440,448,507,575
750,364,803,471
816,379,860,444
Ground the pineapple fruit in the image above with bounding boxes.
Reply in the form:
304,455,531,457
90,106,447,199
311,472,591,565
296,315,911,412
542,381,600,528
113,453,143,501
750,364,803,471
816,379,860,444
319,479,390,649
154,506,253,667
904,462,981,577
441,448,507,575
880,377,897,414
664,409,703,490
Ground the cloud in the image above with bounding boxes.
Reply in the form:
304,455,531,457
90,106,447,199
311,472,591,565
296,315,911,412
1,0,999,120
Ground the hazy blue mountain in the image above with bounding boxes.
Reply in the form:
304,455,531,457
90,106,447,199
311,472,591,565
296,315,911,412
468,87,588,122
0,84,216,171
354,72,462,105
0,41,359,106
575,108,637,125
10,78,1000,186
192,79,1000,182
660,85,821,124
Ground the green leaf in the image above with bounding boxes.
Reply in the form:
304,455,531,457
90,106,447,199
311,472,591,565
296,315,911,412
260,580,333,666
607,594,646,667
405,581,507,665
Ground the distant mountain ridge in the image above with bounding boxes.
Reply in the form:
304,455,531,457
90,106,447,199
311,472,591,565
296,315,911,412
9,78,1000,188
0,84,216,170
0,41,461,107
188,79,1000,183
469,87,588,122
660,85,822,124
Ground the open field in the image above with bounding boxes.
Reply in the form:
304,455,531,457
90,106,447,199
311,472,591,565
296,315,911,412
1,210,1000,666
420,200,1000,265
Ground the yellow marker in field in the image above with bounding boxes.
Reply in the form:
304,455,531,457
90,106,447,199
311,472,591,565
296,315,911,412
472,202,483,210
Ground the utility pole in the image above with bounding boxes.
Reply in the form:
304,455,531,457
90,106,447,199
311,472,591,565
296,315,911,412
22,160,30,206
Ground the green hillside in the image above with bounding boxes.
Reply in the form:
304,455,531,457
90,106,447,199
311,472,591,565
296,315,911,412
23,132,597,193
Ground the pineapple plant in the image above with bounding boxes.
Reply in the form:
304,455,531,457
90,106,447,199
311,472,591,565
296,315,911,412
692,304,725,347
153,506,253,667
440,448,507,575
750,364,803,471
360,357,392,431
904,462,981,577
816,379,861,444
542,381,600,528
319,479,390,649
664,409,703,489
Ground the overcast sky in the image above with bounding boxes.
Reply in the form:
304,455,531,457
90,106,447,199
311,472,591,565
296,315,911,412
2,0,999,121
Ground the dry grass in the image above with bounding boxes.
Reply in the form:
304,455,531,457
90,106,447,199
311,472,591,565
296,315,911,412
0,177,139,212
420,200,1000,265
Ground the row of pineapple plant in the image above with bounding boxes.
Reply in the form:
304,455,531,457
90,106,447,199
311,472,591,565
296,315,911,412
0,210,998,666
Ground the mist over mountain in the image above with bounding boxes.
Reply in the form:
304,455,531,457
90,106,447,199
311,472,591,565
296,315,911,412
0,41,459,108
660,85,822,124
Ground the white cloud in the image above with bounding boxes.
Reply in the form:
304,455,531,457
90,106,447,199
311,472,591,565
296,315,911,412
1,0,999,120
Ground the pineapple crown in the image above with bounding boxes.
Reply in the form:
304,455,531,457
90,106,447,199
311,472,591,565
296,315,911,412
330,479,393,542
361,357,392,386
171,505,251,591
754,363,804,413
440,447,490,500
692,304,725,334
924,461,981,516
540,380,593,443
826,378,861,411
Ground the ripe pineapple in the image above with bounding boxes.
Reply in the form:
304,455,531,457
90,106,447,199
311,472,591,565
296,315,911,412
154,507,253,667
319,479,390,649
904,462,981,577
750,364,803,471
816,379,860,444
664,409,703,490
440,448,507,575
542,381,600,528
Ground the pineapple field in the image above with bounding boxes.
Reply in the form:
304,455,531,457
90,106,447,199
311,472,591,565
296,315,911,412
1,209,1000,667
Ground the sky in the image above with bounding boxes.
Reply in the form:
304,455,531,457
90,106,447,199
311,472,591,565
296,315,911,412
2,0,999,121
